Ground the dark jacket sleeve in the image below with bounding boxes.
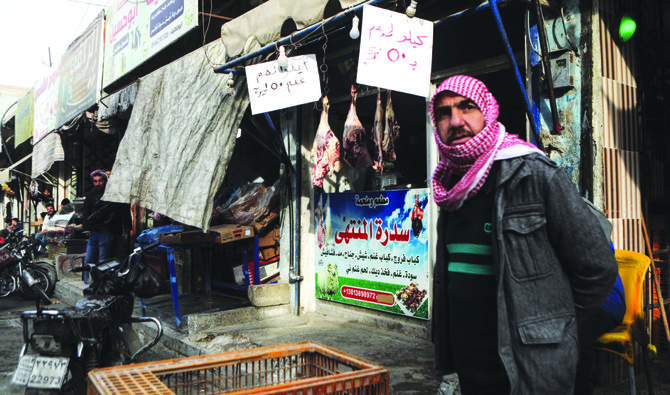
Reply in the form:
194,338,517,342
544,168,618,312
432,208,455,377
82,193,93,231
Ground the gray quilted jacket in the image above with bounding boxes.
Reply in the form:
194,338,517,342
432,153,618,394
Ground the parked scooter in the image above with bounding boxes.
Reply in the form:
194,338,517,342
0,230,55,299
13,242,164,394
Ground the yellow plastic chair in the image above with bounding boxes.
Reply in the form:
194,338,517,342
594,249,655,394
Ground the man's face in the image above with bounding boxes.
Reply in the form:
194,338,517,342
93,175,107,192
434,91,486,146
46,205,55,215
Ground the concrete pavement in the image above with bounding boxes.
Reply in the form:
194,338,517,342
54,273,441,394
54,270,670,394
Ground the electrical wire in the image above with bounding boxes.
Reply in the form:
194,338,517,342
526,10,542,58
559,7,579,55
62,0,109,7
201,0,223,68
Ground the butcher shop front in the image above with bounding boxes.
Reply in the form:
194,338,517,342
206,0,542,334
102,0,566,335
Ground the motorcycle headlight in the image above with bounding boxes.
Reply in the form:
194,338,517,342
31,334,62,355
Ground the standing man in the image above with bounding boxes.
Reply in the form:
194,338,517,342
411,193,424,238
83,169,131,264
35,202,56,246
430,75,618,394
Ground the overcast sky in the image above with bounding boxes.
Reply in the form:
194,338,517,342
0,0,113,89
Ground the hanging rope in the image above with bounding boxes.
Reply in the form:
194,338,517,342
320,21,330,98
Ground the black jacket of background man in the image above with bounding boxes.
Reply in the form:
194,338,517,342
82,188,131,234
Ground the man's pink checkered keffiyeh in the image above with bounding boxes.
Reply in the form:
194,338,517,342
430,75,543,211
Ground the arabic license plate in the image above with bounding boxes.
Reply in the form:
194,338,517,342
12,355,70,389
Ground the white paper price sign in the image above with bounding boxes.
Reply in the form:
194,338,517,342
356,5,434,97
245,54,322,115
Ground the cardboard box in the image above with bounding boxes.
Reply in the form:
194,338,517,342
253,211,279,234
233,259,280,286
159,230,213,244
258,227,280,248
260,246,280,260
248,260,280,284
259,261,280,283
210,224,255,244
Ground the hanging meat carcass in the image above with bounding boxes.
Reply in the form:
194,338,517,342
311,96,342,187
382,90,398,162
371,88,384,172
342,85,373,169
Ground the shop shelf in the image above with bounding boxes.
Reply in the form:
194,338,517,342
87,341,390,394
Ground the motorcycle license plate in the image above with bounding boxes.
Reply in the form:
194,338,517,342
12,355,69,389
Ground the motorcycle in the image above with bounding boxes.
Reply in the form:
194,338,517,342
0,231,55,300
13,242,164,394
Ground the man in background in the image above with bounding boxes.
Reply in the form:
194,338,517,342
10,217,23,234
35,202,56,246
82,169,131,264
59,198,73,214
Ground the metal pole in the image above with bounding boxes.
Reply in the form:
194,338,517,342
214,0,385,73
531,0,562,134
1,100,18,163
489,0,544,149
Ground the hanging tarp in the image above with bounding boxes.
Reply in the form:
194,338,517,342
31,132,65,179
102,40,250,231
98,82,138,120
95,82,139,134
219,0,361,61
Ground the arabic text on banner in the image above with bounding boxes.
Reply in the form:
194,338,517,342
314,189,431,319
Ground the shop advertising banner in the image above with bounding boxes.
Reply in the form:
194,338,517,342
245,54,322,115
356,5,433,97
33,67,60,143
57,13,104,129
14,89,34,148
103,0,199,88
315,189,431,319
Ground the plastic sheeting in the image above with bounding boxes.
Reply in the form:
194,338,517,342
102,40,251,232
98,82,138,120
219,0,362,61
32,132,65,178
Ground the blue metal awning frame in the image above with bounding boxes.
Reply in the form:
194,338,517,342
214,0,543,149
